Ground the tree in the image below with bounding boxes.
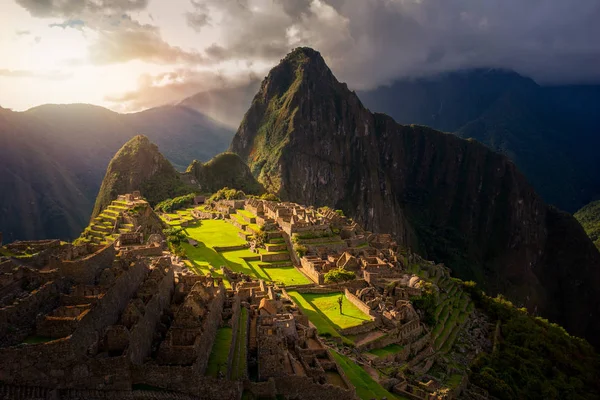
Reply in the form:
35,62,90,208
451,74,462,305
337,295,343,314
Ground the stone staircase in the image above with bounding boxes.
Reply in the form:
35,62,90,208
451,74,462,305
78,200,135,246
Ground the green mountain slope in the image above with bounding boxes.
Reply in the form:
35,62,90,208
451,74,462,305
575,200,600,249
184,152,264,194
92,135,194,218
230,47,600,347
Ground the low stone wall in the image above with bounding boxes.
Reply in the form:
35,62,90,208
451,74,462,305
296,236,341,245
54,244,116,284
265,243,287,252
295,287,340,294
237,231,251,240
260,252,290,262
344,289,377,321
338,321,378,336
213,245,248,252
241,255,261,262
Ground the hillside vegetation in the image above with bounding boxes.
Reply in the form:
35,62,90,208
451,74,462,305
574,200,600,249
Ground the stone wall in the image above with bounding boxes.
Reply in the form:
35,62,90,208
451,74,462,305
338,321,378,336
260,252,290,262
194,284,225,375
213,245,248,252
54,244,116,284
0,281,60,342
119,244,163,258
344,288,377,320
226,296,242,379
273,376,358,400
132,365,242,399
127,267,174,365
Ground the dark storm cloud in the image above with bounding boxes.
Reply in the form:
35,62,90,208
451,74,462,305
192,0,600,86
15,0,148,18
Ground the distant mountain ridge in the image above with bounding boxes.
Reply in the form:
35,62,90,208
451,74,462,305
358,70,600,212
0,104,233,242
230,47,600,346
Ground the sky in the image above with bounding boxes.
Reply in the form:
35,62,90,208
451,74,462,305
1,0,599,115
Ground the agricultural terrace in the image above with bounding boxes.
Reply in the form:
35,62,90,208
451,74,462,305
287,291,371,339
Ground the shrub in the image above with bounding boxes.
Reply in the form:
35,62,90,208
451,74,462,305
324,268,356,284
209,187,246,202
293,244,307,257
155,193,196,213
260,193,280,201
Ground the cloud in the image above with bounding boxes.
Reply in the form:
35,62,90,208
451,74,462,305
185,0,600,86
49,19,85,29
104,68,259,126
88,18,206,65
15,30,31,36
15,0,148,18
0,69,72,80
186,0,211,32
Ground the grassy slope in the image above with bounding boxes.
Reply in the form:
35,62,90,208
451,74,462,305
574,200,600,249
331,351,403,400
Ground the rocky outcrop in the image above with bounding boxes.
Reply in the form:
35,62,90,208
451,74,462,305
230,47,600,346
92,135,193,218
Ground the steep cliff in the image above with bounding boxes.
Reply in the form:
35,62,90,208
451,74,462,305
92,135,193,218
230,47,600,345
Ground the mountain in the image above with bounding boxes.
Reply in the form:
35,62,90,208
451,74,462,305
0,104,232,242
179,81,261,129
230,47,600,346
358,70,600,212
575,200,600,249
184,152,264,194
92,135,194,218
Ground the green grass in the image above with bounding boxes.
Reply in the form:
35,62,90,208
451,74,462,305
181,220,309,286
206,327,233,377
22,335,53,344
232,307,248,379
287,291,371,338
367,344,404,358
185,220,246,247
236,209,256,219
301,292,371,329
331,351,404,400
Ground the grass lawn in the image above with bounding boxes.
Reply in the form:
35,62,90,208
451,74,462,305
287,291,370,343
236,209,256,219
331,351,403,400
367,344,404,358
231,307,248,379
287,291,341,338
301,292,371,330
206,327,233,377
184,220,246,248
180,220,309,286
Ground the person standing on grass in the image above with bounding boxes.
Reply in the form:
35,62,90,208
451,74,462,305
338,295,343,314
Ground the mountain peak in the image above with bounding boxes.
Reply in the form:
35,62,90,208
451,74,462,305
92,135,192,218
